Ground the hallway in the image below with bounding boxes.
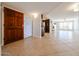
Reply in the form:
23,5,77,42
2,30,79,56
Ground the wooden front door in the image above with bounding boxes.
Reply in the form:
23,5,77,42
4,7,24,45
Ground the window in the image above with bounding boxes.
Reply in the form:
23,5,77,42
59,22,73,30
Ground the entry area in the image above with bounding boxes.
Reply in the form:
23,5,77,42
1,2,79,56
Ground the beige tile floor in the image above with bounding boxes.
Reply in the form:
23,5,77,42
1,30,79,56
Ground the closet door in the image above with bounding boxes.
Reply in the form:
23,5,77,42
14,12,24,40
4,7,24,45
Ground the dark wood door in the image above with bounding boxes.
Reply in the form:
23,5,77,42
45,19,50,33
4,7,24,45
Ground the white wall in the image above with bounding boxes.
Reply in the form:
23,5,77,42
33,14,41,38
24,15,32,38
24,13,42,39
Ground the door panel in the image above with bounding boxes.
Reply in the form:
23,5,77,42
4,7,24,45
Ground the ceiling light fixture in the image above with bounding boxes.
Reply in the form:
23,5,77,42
68,3,79,12
73,8,79,12
73,3,79,12
32,13,38,18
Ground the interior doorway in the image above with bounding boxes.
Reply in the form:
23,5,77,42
41,19,50,37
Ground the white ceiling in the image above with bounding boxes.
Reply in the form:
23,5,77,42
3,2,79,19
3,2,61,14
48,2,79,19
